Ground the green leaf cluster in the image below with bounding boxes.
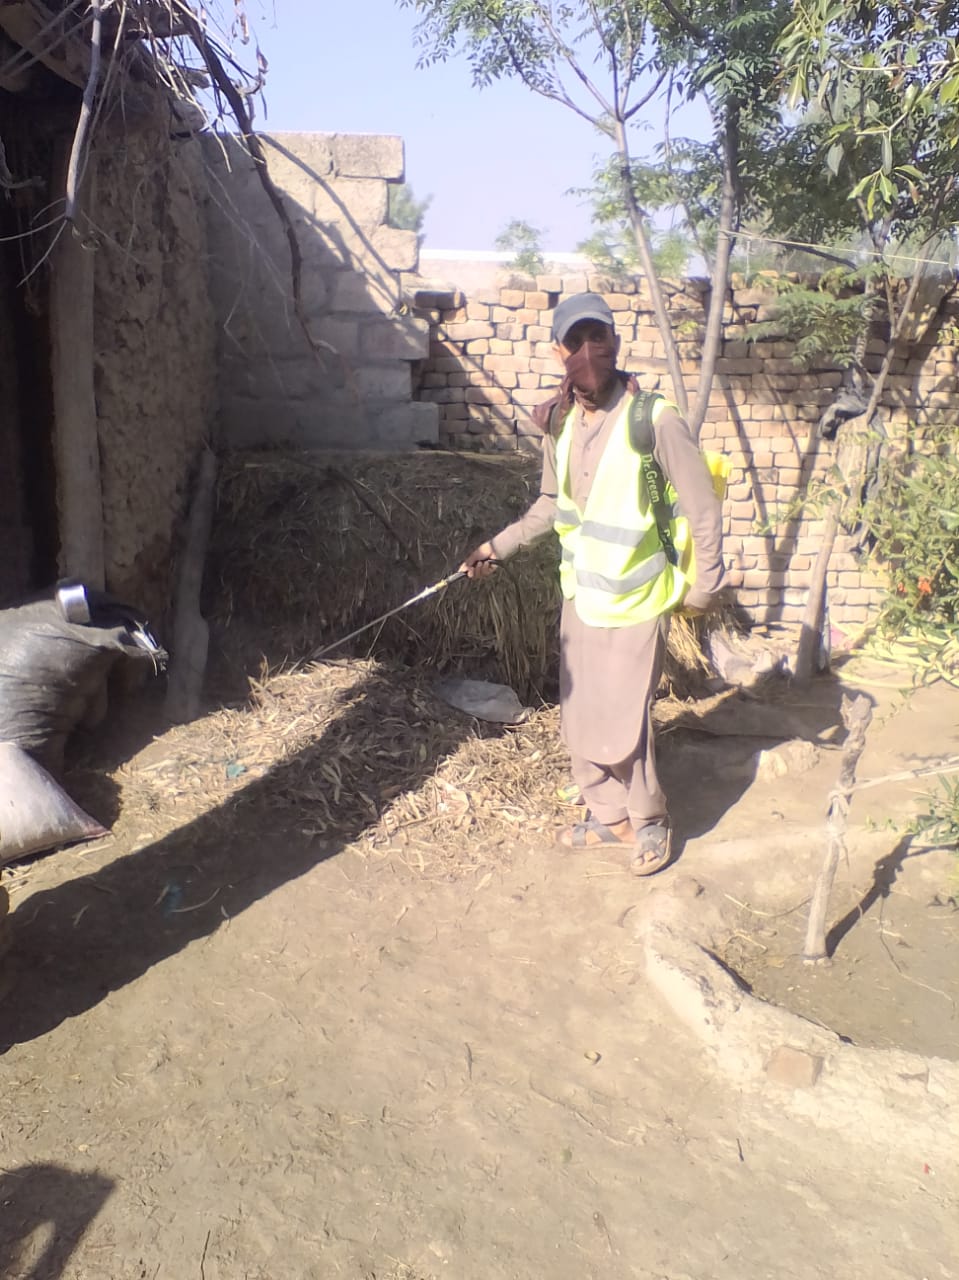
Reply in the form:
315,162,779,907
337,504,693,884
909,774,959,853
746,276,874,369
864,423,959,633
495,217,546,275
778,0,959,237
388,182,433,235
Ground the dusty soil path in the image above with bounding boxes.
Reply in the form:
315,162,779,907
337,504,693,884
1,663,957,1279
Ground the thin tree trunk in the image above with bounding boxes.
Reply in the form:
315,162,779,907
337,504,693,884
688,105,739,439
803,693,873,962
613,119,688,417
793,268,928,684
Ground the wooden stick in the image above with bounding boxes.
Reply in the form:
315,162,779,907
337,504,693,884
164,447,218,724
64,0,102,223
803,692,874,963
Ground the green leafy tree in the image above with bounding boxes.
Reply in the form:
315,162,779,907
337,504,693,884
495,218,546,275
388,182,433,236
772,0,959,680
578,223,693,277
400,0,794,436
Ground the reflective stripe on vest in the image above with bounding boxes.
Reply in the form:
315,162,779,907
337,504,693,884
553,393,685,627
575,551,669,594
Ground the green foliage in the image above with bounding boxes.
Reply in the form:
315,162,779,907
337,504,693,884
746,275,873,368
399,0,799,423
388,183,433,234
863,424,959,632
652,228,694,278
577,224,691,278
909,775,959,853
495,218,545,276
778,1,959,239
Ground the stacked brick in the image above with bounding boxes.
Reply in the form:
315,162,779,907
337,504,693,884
409,270,959,631
207,132,440,450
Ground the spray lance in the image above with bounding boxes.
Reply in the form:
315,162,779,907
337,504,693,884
307,561,500,663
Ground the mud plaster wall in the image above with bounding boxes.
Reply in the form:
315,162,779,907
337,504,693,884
203,132,438,450
92,121,216,620
407,271,959,632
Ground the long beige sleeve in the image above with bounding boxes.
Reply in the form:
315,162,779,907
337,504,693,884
488,437,559,559
653,408,725,610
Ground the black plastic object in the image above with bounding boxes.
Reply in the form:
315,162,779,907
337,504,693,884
0,583,167,774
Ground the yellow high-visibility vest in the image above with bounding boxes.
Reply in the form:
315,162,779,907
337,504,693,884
554,393,687,627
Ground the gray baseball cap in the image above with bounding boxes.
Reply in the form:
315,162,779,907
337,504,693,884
551,292,615,343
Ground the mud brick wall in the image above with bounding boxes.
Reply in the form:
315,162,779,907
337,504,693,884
409,271,959,631
93,121,217,619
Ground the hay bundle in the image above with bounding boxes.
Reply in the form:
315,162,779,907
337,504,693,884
206,448,719,700
207,449,560,699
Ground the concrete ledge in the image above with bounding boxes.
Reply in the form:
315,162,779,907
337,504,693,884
332,133,404,181
638,877,959,1162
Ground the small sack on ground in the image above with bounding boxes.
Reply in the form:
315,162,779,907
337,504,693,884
0,742,107,865
433,677,531,725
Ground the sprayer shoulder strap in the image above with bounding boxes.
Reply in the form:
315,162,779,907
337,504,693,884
627,389,662,456
627,390,677,564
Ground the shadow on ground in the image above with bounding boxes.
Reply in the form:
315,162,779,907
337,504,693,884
0,1164,113,1280
1,666,490,1051
2,651,849,1052
660,671,847,851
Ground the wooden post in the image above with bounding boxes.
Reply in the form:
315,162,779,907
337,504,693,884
49,145,103,589
803,693,874,962
164,447,218,724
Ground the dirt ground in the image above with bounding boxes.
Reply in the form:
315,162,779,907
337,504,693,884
1,653,958,1280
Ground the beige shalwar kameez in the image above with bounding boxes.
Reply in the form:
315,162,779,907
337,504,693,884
489,380,725,830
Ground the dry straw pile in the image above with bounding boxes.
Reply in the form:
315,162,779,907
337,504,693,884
206,448,711,698
5,450,730,883
207,449,560,699
100,659,736,875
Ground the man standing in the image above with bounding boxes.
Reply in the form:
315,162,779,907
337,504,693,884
461,292,725,875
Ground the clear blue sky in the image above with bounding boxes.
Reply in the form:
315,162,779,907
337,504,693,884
241,0,711,253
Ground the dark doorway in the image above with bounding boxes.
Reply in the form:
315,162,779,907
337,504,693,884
0,95,59,605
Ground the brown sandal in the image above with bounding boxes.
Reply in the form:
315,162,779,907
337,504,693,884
630,823,672,876
557,816,635,850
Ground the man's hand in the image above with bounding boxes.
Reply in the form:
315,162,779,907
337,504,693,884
460,541,498,580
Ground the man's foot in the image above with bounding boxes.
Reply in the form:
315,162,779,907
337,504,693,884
557,816,635,850
630,823,672,876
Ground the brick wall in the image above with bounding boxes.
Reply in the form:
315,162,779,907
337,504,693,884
204,132,439,450
408,271,959,631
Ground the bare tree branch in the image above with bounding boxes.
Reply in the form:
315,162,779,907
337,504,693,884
484,7,610,129
64,0,103,223
794,195,949,684
751,236,857,269
613,115,689,415
528,0,615,118
658,0,708,42
622,67,667,120
172,0,333,364
690,102,740,437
